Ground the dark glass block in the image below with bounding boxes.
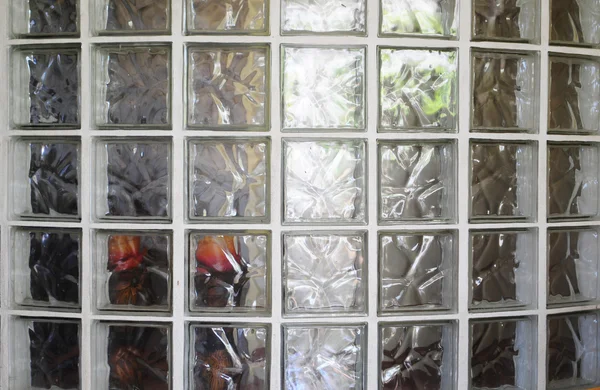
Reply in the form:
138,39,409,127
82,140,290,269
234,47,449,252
471,321,518,388
106,0,169,32
28,0,78,34
472,232,518,304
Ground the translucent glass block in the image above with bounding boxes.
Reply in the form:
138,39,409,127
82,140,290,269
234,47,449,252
94,138,172,222
282,232,366,315
549,55,600,134
10,137,80,220
186,0,268,34
283,324,366,389
548,143,600,220
548,227,599,306
10,0,79,37
282,46,366,131
283,139,367,224
470,317,535,389
93,44,171,128
380,322,457,389
189,323,269,389
281,0,365,35
186,44,269,130
10,45,80,129
379,48,457,132
93,322,171,389
550,0,600,46
471,50,538,132
93,230,172,312
380,0,457,37
92,0,170,34
12,227,81,310
470,229,536,310
189,231,270,314
187,138,269,222
379,231,456,313
547,312,599,388
470,140,537,222
10,318,80,389
379,140,456,223
472,0,538,42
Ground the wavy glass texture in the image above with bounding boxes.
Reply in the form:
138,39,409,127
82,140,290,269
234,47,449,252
379,142,455,222
471,321,519,388
471,51,537,132
281,0,365,34
547,313,599,388
187,45,267,129
27,0,78,34
190,233,268,312
548,229,599,305
282,46,365,130
284,325,365,389
283,140,366,224
472,0,537,41
23,50,79,126
549,56,600,133
104,0,169,32
550,0,600,46
380,0,457,37
106,324,170,390
102,141,171,219
188,0,266,33
283,233,365,314
27,142,79,218
191,325,268,389
379,49,457,131
548,144,599,219
379,232,454,311
100,45,170,127
28,320,80,389
189,139,267,221
380,324,452,390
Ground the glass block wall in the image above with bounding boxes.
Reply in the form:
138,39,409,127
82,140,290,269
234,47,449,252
1,0,600,388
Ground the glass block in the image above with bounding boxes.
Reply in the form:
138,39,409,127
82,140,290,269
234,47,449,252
186,0,267,34
472,0,538,42
10,45,80,129
470,140,537,222
282,232,366,315
12,227,81,310
550,0,600,46
549,55,600,134
379,48,457,132
189,323,270,389
547,312,599,388
379,140,456,223
282,46,365,131
283,139,367,224
10,137,80,220
379,231,455,313
10,318,80,389
470,317,535,389
189,231,270,314
94,138,172,222
283,324,366,389
380,322,457,389
94,322,171,389
10,0,79,37
186,44,269,130
94,230,172,312
93,44,171,128
548,143,600,220
380,0,457,37
548,227,599,306
471,50,538,132
281,0,365,34
92,0,170,34
187,138,269,222
470,229,536,310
